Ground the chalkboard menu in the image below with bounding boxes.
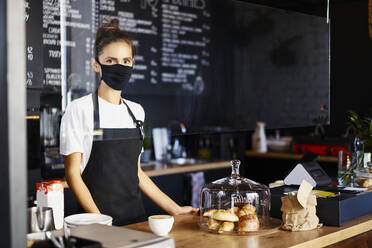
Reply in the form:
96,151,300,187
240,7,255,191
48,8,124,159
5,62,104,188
26,0,212,106
25,0,43,89
25,0,62,89
25,0,330,130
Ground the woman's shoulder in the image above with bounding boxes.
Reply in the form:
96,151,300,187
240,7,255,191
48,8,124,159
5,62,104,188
67,94,93,111
72,93,93,106
63,94,93,119
122,98,145,121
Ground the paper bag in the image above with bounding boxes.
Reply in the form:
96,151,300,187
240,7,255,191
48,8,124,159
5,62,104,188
280,180,322,231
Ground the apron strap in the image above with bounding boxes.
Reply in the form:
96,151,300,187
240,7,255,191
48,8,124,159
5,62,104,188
121,99,144,141
92,91,100,130
91,91,144,140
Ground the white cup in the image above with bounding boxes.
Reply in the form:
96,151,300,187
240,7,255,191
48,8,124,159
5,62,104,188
148,215,174,236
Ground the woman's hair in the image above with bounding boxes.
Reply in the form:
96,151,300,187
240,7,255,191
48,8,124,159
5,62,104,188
94,18,135,62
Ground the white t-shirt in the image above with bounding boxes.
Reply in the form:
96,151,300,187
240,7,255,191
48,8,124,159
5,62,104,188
59,93,145,173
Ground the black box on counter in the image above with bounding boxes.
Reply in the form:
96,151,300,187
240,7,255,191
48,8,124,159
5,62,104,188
270,185,372,226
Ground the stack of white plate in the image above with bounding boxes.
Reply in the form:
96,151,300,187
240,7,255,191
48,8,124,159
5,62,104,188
64,213,113,228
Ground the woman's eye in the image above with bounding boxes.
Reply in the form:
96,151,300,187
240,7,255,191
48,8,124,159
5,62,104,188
106,59,113,64
124,59,131,65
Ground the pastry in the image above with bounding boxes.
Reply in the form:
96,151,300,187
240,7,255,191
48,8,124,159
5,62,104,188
238,209,247,218
228,206,240,215
242,204,256,213
203,209,217,217
238,204,256,218
237,214,260,232
356,178,372,188
207,218,221,230
362,178,372,188
218,221,235,233
212,210,239,222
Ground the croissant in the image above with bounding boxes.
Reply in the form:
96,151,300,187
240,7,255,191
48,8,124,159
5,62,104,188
237,214,260,232
212,210,239,222
238,204,256,218
228,206,240,215
207,218,221,230
218,221,235,233
203,209,217,217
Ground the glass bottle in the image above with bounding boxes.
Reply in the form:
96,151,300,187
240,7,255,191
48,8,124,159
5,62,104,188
252,122,267,153
337,150,352,186
351,137,364,170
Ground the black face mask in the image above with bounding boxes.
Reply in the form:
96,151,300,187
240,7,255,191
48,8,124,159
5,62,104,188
97,60,133,91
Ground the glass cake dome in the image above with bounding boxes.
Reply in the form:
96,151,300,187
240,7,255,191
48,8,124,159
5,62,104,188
199,160,273,234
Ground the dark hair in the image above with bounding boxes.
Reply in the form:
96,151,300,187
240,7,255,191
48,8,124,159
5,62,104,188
94,18,135,62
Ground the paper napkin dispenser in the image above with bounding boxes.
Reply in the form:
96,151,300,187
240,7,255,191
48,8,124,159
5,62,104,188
284,162,332,187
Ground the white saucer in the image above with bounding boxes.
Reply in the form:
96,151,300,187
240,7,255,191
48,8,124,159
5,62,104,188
64,213,113,226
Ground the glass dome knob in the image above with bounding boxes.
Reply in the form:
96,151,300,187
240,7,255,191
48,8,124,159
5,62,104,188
231,160,241,178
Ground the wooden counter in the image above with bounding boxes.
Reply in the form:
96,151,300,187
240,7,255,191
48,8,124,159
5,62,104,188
140,160,230,177
124,214,372,248
245,150,338,163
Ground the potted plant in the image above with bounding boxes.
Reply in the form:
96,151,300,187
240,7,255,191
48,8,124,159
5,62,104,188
347,109,372,153
338,110,372,186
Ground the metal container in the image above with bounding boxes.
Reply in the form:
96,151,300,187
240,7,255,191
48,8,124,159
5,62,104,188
28,206,55,233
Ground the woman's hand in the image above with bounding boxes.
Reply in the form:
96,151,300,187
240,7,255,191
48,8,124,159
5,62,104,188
138,163,199,216
172,206,199,216
65,153,101,214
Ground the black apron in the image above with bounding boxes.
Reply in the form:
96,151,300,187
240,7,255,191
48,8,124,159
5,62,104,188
81,92,146,226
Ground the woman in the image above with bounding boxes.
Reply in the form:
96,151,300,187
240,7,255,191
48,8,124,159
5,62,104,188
60,19,197,226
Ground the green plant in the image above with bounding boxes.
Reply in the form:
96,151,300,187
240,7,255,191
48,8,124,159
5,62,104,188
347,109,372,153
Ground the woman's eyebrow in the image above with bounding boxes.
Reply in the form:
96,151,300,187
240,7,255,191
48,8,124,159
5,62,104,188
105,56,118,61
105,56,132,61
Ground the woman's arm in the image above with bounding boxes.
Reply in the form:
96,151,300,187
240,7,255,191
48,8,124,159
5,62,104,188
65,152,100,213
138,160,198,215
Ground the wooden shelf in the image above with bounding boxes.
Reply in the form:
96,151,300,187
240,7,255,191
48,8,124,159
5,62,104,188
245,150,338,163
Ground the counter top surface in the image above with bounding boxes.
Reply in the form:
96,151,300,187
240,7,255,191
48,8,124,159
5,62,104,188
124,214,372,248
58,160,231,187
140,160,230,177
245,150,338,163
